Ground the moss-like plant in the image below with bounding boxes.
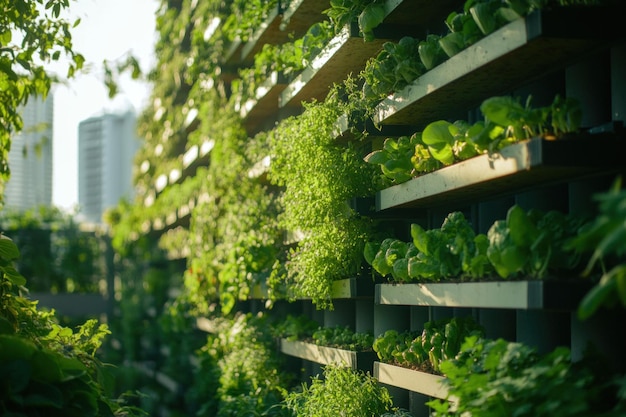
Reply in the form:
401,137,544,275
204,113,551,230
284,364,394,417
268,89,379,309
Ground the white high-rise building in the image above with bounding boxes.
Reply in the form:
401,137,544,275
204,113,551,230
3,94,54,211
78,110,140,224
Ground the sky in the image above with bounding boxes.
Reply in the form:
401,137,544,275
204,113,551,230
51,0,160,210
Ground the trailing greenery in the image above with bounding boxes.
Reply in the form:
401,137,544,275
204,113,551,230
268,89,380,308
0,206,106,294
567,176,626,320
284,364,395,417
195,312,294,417
0,233,145,416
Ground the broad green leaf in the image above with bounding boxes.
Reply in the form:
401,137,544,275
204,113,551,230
0,238,20,260
578,272,618,320
422,120,454,145
480,96,524,127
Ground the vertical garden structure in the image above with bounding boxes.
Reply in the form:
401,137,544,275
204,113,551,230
108,1,626,416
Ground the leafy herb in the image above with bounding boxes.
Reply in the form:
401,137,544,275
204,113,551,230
373,317,484,374
567,177,626,319
312,326,374,351
365,212,493,282
427,336,613,417
323,0,388,41
487,205,583,279
366,94,583,185
284,364,395,417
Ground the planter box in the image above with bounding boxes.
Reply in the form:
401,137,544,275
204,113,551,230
374,362,451,400
280,339,376,370
376,135,625,211
374,7,620,126
375,280,590,310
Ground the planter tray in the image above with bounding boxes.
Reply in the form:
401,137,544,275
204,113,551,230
278,0,456,108
374,7,621,126
280,339,376,370
237,71,289,134
375,280,591,310
374,362,450,400
376,135,625,211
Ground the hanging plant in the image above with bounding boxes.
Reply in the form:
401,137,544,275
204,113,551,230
268,88,379,308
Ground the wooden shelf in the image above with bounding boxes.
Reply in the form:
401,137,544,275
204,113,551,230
375,280,590,310
374,7,620,126
280,339,376,370
375,135,625,211
374,362,450,400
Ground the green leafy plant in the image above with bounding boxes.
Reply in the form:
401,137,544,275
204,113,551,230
366,94,583,185
373,316,484,374
323,0,387,41
0,233,145,416
487,205,583,279
268,90,379,308
361,36,425,103
272,314,319,341
427,336,615,417
312,326,374,351
567,177,626,319
365,211,493,282
284,364,395,417
365,206,583,282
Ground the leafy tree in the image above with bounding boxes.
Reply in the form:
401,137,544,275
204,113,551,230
0,0,84,201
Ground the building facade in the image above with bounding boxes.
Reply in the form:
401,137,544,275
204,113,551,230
78,110,140,224
3,94,54,211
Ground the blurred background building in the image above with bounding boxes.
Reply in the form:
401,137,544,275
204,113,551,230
3,94,54,211
78,110,140,224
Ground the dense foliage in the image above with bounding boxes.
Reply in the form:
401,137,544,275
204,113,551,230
427,336,624,416
0,206,105,293
284,364,394,417
0,0,84,200
0,234,143,416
